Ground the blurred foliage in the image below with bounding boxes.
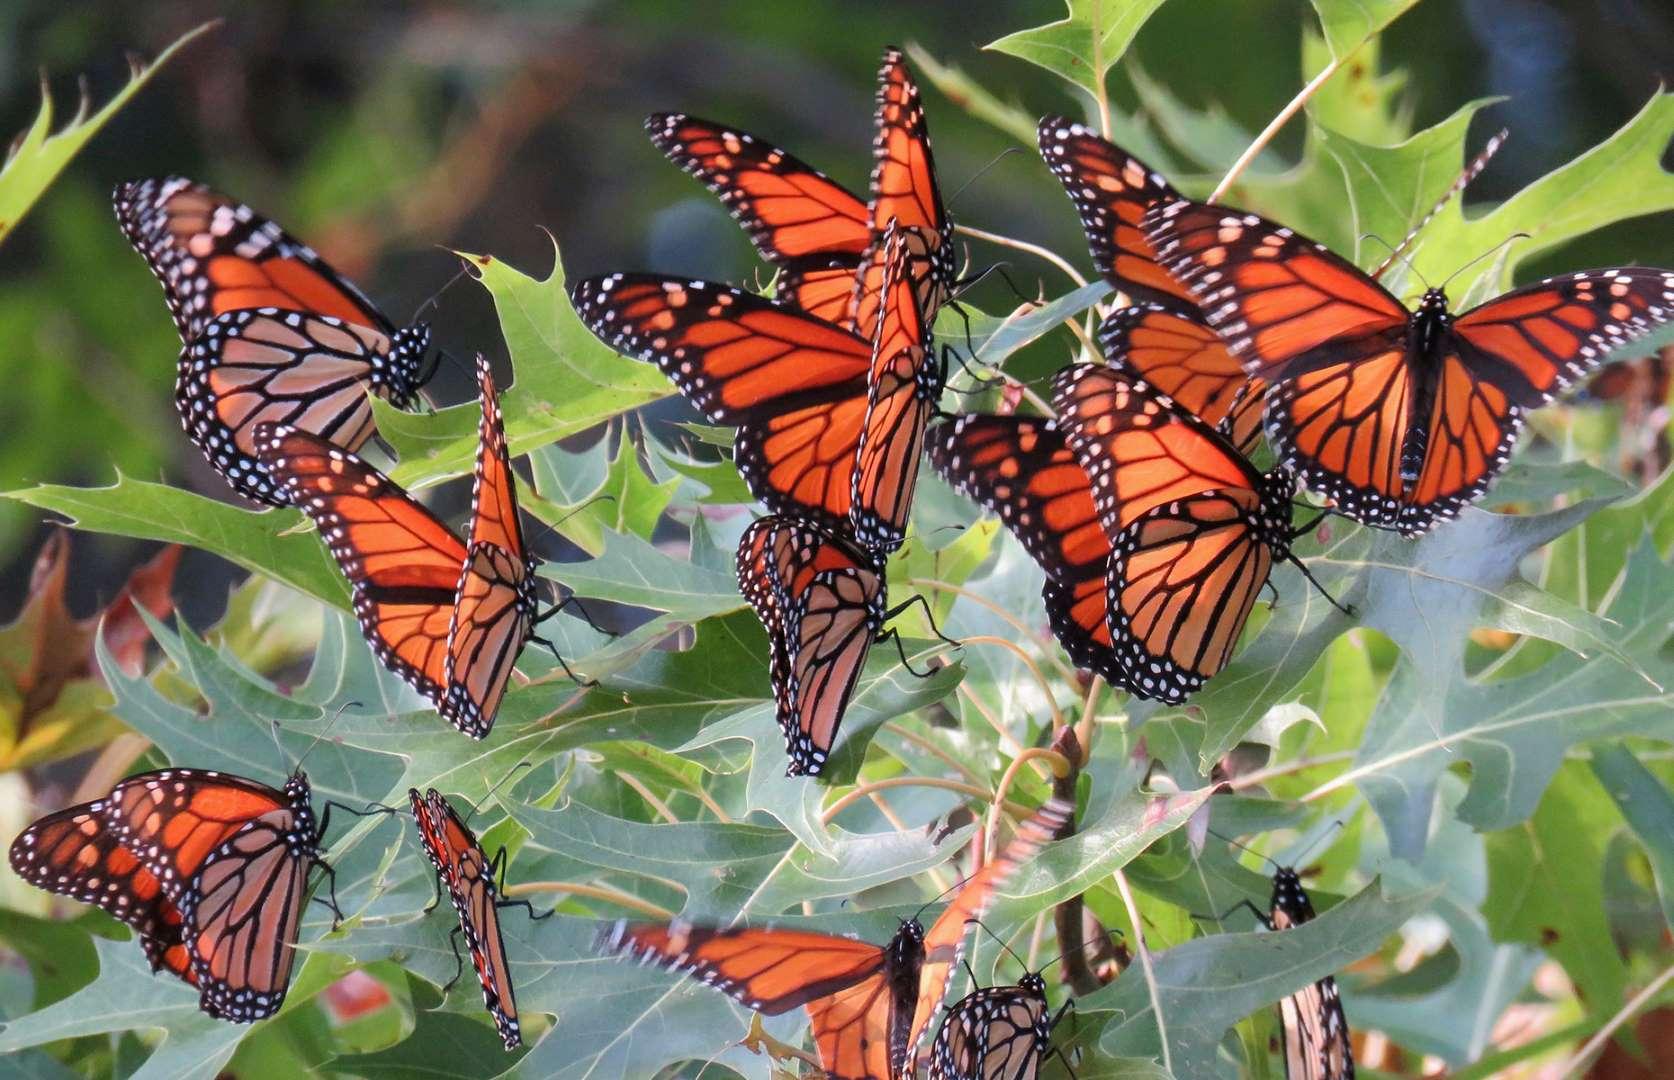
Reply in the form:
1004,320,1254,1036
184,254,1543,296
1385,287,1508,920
1,1,1673,1079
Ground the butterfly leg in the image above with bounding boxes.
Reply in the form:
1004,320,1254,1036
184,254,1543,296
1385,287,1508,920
537,592,608,636
1285,555,1356,618
877,628,936,679
530,634,598,688
883,592,962,650
442,923,466,992
1191,897,1271,928
309,857,347,930
487,845,552,922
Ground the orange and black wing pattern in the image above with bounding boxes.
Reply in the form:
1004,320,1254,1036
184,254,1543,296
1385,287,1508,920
256,423,467,708
410,789,524,1048
853,47,955,336
1052,367,1294,701
925,413,1123,687
116,176,432,505
572,273,873,536
9,800,188,971
1038,117,1196,308
34,767,326,1021
443,357,538,738
598,917,918,1080
853,224,940,551
647,112,870,324
737,515,885,776
114,176,400,340
177,310,425,506
909,796,1074,1069
1099,302,1265,455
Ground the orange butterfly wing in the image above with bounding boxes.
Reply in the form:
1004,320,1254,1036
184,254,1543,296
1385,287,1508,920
412,789,524,1047
178,310,421,506
256,424,467,704
443,357,537,738
925,414,1123,686
1037,117,1196,308
908,797,1074,1069
852,48,955,336
573,274,873,534
114,176,400,342
737,515,885,776
1052,367,1292,700
1100,302,1265,455
647,112,869,324
853,224,939,550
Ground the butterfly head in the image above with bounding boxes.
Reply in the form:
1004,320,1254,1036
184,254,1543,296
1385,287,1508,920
1019,970,1048,999
1418,287,1455,320
384,323,435,406
1269,866,1316,925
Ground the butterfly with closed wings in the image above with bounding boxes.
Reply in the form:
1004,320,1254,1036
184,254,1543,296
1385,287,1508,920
257,355,581,738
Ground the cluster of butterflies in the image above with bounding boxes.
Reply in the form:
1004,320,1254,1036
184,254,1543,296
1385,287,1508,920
9,763,539,1046
573,50,1674,763
8,38,1673,1080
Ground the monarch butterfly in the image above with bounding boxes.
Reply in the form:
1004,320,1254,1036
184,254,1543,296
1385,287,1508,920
598,795,1073,1080
924,413,1125,688
257,355,562,737
739,512,949,776
1143,188,1674,534
410,788,548,1049
1052,366,1332,702
574,221,936,551
1209,864,1354,1080
1037,117,1264,453
9,768,334,1021
649,47,954,334
114,177,434,507
929,971,1063,1080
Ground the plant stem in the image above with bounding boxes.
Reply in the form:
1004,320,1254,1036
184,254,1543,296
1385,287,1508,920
1556,960,1674,1076
1114,868,1171,1074
955,224,1088,289
509,880,672,919
1208,40,1365,204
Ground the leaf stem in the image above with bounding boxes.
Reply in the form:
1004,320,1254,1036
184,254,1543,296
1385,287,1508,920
1114,867,1172,1074
508,879,673,919
955,224,1088,289
1556,960,1674,1076
905,578,1065,670
960,635,1066,731
821,775,1032,825
1208,39,1367,204
985,747,1073,860
613,770,678,824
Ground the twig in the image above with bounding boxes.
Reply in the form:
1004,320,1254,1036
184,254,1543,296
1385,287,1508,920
821,776,1032,825
1114,868,1171,1074
1555,961,1674,1076
955,224,1088,289
509,880,672,919
614,770,678,824
1208,40,1367,204
961,635,1066,730
985,747,1073,859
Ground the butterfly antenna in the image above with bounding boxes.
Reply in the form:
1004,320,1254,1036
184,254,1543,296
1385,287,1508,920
913,867,978,925
454,760,537,826
1440,230,1532,295
1360,233,1431,289
1203,826,1282,872
946,146,1024,210
1288,817,1347,873
1035,928,1126,977
965,917,1031,973
409,263,472,325
1372,129,1507,283
279,701,361,779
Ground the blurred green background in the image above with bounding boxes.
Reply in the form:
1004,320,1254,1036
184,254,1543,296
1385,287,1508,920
1,0,1670,627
